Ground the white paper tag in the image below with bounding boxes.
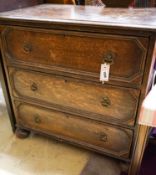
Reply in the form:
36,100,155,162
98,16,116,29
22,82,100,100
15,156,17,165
100,63,110,82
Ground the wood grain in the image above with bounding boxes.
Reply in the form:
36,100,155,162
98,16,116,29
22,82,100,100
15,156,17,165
0,5,156,31
0,5,156,175
3,27,148,86
16,101,133,159
10,68,140,126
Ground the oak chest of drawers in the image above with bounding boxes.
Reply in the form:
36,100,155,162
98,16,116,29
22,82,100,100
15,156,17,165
0,5,156,175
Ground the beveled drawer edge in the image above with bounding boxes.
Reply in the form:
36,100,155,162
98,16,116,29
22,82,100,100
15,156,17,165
14,97,136,131
6,60,143,88
5,51,145,87
7,62,141,89
15,101,133,160
8,66,141,92
1,26,148,86
1,25,149,45
9,67,139,128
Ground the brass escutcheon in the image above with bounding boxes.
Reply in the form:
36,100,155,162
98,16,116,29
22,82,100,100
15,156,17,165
103,51,115,65
99,133,108,142
34,115,41,124
31,82,38,91
101,96,111,107
23,43,32,53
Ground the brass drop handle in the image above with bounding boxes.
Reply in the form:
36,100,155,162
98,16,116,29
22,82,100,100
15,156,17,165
103,51,115,65
99,133,108,142
101,96,111,107
31,82,38,92
34,115,41,124
23,43,32,53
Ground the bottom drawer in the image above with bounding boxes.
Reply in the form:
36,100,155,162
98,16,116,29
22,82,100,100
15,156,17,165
15,101,133,159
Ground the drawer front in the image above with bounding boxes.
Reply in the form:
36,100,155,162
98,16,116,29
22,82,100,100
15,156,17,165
15,102,133,159
10,68,140,126
3,27,148,86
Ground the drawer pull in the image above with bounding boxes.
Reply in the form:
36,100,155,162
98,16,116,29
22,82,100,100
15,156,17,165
99,133,108,142
23,43,32,53
101,96,111,107
34,115,41,124
31,83,38,91
103,51,115,65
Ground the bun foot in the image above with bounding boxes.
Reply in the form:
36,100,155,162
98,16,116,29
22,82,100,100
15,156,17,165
15,128,30,139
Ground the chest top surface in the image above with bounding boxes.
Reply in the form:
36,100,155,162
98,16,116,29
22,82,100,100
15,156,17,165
0,4,156,31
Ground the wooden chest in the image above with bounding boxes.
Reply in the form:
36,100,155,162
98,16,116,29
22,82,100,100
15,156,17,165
0,5,156,175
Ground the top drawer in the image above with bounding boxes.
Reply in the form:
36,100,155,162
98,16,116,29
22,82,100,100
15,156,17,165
2,27,148,87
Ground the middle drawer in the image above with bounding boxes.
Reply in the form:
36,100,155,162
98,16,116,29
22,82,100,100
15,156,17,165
9,68,140,126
